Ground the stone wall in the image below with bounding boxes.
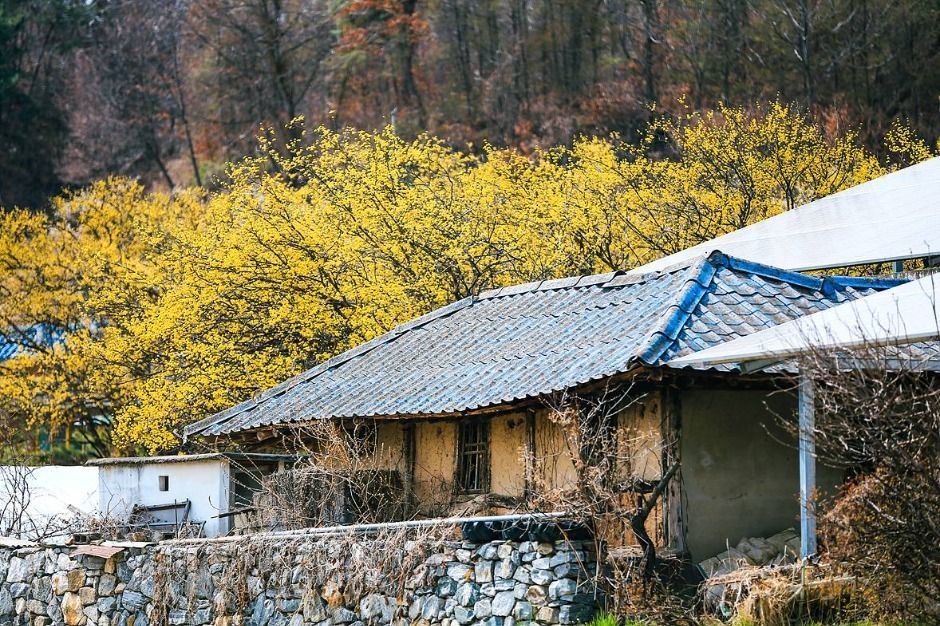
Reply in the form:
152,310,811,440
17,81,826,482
0,535,599,626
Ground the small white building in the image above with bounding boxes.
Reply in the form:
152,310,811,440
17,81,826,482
88,453,295,537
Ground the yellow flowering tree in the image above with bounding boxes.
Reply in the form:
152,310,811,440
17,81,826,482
0,104,916,455
0,179,205,458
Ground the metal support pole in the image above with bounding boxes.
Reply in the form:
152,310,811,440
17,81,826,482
798,373,817,559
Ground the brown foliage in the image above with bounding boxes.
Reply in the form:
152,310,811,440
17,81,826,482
4,0,940,207
799,348,940,621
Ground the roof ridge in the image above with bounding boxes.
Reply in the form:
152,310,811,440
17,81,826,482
477,263,703,301
633,253,721,365
828,275,908,289
184,296,477,439
723,255,910,295
479,250,817,302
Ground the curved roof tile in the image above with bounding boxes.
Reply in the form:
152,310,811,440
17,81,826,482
185,251,908,438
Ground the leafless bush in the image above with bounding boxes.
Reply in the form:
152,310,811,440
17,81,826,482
530,384,693,623
0,464,33,537
0,464,81,541
794,344,940,620
247,421,414,531
71,509,133,541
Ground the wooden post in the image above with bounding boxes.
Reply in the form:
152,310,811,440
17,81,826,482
524,408,536,497
798,373,817,559
404,423,416,511
662,388,686,554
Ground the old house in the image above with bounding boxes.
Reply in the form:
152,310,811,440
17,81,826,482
183,251,931,560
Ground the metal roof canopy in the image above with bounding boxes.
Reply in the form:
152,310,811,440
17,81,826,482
668,274,940,563
668,273,940,367
632,156,940,274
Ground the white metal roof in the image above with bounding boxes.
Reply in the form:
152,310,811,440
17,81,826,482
631,157,940,274
668,273,940,366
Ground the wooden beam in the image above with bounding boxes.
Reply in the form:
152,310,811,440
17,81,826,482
524,408,536,497
798,373,817,559
661,387,687,555
404,423,416,511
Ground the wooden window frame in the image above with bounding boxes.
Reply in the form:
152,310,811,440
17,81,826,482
456,419,490,494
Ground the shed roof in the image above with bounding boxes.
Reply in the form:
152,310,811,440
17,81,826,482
86,453,298,466
185,252,909,439
0,325,64,361
0,337,16,361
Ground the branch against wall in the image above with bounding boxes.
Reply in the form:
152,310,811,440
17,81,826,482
0,464,34,538
525,383,693,621
0,462,81,541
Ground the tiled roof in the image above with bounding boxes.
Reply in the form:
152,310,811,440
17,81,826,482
185,252,907,438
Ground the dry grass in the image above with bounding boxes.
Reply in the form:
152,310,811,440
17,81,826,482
702,562,866,626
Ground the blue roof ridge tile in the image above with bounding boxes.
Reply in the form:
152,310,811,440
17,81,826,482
633,255,719,365
829,275,907,290
722,254,909,294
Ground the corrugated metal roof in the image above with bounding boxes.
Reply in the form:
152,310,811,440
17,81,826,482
631,156,940,273
185,252,910,439
0,335,21,361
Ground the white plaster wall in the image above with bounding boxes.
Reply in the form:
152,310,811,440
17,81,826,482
0,465,98,537
97,459,230,537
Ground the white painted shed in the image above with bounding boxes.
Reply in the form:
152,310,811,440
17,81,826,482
88,453,295,537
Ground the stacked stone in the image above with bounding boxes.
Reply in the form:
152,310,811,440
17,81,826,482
405,539,597,626
0,545,147,626
0,537,599,626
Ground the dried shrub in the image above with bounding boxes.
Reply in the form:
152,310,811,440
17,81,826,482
527,384,695,624
154,523,455,621
796,344,940,621
246,421,417,531
705,562,863,625
256,465,406,528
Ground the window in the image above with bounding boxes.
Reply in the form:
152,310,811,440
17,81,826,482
457,420,490,493
158,475,169,492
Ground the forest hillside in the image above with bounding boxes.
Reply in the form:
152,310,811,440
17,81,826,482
3,0,940,209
